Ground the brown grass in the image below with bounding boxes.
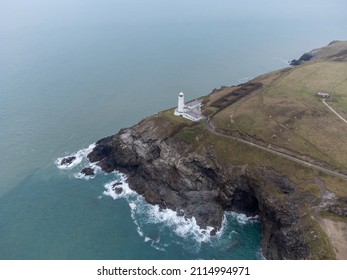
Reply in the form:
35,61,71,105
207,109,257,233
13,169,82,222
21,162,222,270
210,61,347,170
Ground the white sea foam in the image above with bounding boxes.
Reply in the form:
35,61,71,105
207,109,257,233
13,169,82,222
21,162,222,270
58,146,259,247
107,177,260,252
73,162,102,180
142,204,214,243
134,221,144,237
103,173,144,237
150,243,166,252
129,201,144,237
103,172,217,243
228,212,259,225
55,142,261,256
144,237,151,243
212,213,228,238
129,201,136,210
103,173,134,200
55,143,96,170
74,171,95,180
143,236,166,251
131,198,213,244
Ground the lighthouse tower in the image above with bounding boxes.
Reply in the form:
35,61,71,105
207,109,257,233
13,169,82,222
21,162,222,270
174,92,185,116
177,92,185,113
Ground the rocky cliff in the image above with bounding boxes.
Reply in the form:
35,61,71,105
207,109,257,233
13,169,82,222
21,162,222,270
81,41,347,259
86,113,331,259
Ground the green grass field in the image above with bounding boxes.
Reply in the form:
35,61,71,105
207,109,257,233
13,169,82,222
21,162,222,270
152,42,347,259
209,58,347,172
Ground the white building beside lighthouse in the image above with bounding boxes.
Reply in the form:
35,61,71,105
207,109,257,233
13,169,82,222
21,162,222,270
174,91,204,122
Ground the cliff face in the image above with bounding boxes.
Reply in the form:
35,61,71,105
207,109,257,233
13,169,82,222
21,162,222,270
87,115,316,259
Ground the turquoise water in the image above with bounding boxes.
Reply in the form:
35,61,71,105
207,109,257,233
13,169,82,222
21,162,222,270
0,0,346,259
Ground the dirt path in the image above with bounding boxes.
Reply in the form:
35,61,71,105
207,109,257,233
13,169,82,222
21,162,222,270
311,179,347,259
205,118,347,181
322,99,347,125
205,119,347,180
319,219,347,259
205,118,347,258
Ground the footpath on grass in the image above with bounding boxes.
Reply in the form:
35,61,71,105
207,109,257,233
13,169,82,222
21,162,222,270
322,99,347,125
204,118,347,181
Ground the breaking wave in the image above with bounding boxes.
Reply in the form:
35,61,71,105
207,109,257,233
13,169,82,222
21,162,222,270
103,176,217,245
56,145,261,257
102,176,261,253
55,143,96,170
228,212,259,225
146,205,215,243
74,163,102,180
103,173,134,199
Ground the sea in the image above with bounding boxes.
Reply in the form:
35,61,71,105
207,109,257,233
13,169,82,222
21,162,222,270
0,0,346,260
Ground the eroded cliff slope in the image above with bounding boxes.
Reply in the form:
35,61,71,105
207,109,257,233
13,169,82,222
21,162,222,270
87,112,334,259
82,41,347,259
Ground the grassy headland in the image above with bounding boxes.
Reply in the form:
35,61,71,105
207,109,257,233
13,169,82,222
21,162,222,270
153,41,347,259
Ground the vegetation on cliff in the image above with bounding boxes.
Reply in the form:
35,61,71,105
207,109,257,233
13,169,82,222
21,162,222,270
86,41,347,259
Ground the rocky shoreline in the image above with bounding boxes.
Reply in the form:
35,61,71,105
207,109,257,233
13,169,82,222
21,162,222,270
56,41,347,259
80,115,321,259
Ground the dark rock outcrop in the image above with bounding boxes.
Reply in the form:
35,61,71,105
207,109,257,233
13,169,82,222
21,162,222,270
86,117,317,259
60,156,76,166
113,187,123,194
290,52,315,66
81,167,95,176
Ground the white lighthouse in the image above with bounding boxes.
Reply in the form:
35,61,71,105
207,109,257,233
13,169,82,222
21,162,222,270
177,92,185,113
174,92,185,116
174,91,204,121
